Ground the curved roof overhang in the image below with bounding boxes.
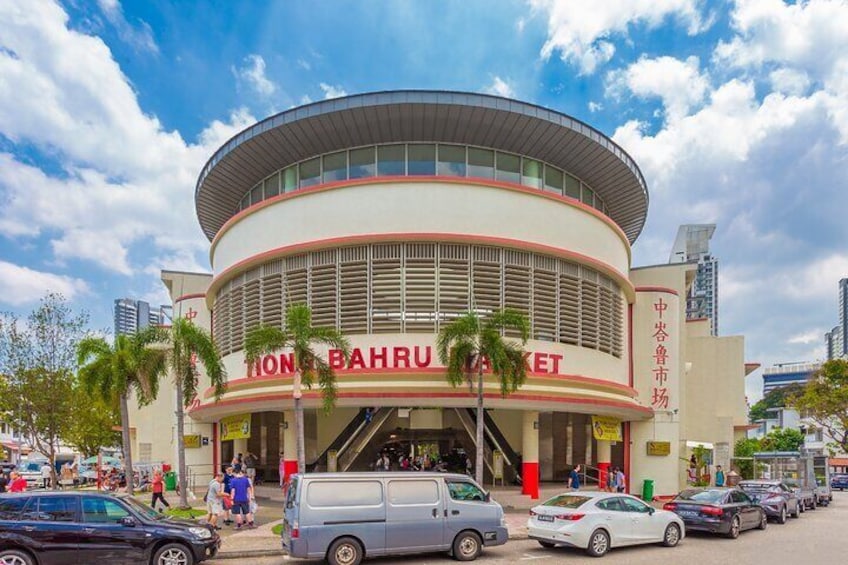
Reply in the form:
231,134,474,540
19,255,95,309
196,90,649,243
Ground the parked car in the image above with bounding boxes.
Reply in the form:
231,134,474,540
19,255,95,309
738,480,801,523
831,473,848,491
0,491,220,564
281,472,507,564
527,491,684,558
663,488,767,539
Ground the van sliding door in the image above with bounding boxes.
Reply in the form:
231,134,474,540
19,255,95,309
385,479,446,551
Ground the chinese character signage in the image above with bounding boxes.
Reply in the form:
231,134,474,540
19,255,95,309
650,297,671,410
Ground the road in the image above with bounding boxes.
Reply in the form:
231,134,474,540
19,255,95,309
208,491,845,564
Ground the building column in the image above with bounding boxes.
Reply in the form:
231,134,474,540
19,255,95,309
283,411,298,484
522,411,540,500
596,439,612,490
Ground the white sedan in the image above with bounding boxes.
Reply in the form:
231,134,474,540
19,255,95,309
527,491,685,557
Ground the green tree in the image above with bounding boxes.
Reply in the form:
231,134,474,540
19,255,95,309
244,304,351,474
790,358,848,453
760,427,805,452
436,309,529,485
77,328,167,495
748,383,805,422
0,294,88,488
159,317,226,508
62,383,121,458
733,437,762,479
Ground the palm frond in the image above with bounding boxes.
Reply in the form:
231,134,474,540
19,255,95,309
244,324,289,365
314,357,338,413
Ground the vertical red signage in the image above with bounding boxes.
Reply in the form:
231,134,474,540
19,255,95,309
650,297,670,409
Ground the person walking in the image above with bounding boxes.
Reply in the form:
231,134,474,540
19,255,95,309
567,464,581,491
615,467,626,493
222,467,235,524
244,452,258,484
0,472,8,493
205,472,226,530
40,462,52,489
607,467,617,493
715,465,725,487
229,469,255,529
151,471,170,512
9,472,27,492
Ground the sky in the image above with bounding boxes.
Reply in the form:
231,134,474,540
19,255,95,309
1,0,848,403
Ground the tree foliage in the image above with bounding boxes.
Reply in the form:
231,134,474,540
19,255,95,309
760,426,805,452
748,383,805,423
0,294,89,486
789,359,848,453
733,437,762,479
62,383,121,458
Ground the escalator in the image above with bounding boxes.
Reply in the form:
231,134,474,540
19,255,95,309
307,408,371,472
464,408,523,484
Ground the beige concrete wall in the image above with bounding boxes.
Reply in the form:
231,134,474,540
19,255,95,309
489,409,524,454
316,407,359,452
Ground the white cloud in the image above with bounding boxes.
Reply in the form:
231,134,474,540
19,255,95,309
769,68,811,96
788,329,825,346
296,58,311,71
319,83,347,99
233,54,276,97
530,0,708,74
96,0,158,53
588,101,603,112
483,76,516,98
0,0,257,276
0,261,89,306
606,55,709,122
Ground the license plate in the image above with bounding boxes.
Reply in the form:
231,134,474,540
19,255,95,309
537,515,554,522
678,510,698,518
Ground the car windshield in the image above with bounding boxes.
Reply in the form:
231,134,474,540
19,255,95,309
541,495,591,509
740,483,778,492
122,496,163,520
676,489,726,503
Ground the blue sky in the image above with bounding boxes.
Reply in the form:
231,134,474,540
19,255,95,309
2,0,848,401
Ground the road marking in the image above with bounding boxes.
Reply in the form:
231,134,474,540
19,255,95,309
520,554,548,560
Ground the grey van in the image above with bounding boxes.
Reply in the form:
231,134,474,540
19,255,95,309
281,472,508,564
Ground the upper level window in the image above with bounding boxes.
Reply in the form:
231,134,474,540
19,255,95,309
544,166,564,195
468,148,494,179
299,157,321,188
408,144,436,175
438,145,466,177
565,174,581,200
495,152,520,184
350,147,376,179
282,166,298,193
323,151,348,183
522,159,543,189
264,173,280,199
377,145,405,176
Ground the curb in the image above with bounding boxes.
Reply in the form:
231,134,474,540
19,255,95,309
215,549,287,559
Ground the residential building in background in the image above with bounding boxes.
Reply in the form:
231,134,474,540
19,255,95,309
668,224,718,335
761,361,820,395
113,298,165,336
825,325,842,360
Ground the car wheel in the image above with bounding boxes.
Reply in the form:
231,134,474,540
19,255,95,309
538,540,557,549
727,516,741,539
327,537,363,565
586,529,610,557
662,523,681,547
810,498,817,510
452,531,482,562
152,543,194,565
799,500,805,513
0,549,35,565
778,505,787,524
757,511,768,530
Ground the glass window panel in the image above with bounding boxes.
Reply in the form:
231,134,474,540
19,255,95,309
299,157,321,188
377,144,405,176
581,184,595,206
593,195,604,211
495,152,520,184
82,497,130,523
322,151,348,183
437,144,466,177
36,496,77,522
350,147,376,179
407,144,436,175
264,173,280,199
282,166,298,193
544,166,564,195
307,481,383,507
467,147,494,179
250,184,263,206
388,480,439,505
522,158,543,188
565,174,581,199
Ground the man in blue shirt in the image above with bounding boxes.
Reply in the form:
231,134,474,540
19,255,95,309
568,464,582,490
715,465,726,487
229,469,255,529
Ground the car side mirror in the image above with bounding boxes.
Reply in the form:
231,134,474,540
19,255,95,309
484,492,491,503
648,507,655,515
119,517,136,527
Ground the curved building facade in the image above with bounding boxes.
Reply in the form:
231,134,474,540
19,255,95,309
133,92,750,499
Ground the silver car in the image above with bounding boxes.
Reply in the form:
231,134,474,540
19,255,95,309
281,472,508,565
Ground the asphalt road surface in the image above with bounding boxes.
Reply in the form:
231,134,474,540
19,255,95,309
209,491,846,564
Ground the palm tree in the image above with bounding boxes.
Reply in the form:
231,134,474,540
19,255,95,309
160,317,226,508
437,309,529,485
77,328,167,495
244,303,351,474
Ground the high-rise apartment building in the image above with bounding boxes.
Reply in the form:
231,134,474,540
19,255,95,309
824,278,848,360
762,361,820,395
113,298,165,336
669,224,718,335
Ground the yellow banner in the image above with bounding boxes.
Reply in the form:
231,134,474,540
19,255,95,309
184,434,201,449
591,416,622,441
220,413,251,441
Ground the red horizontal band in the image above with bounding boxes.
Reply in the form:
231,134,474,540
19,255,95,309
634,286,678,296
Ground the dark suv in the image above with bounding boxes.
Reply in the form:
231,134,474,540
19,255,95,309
0,491,220,565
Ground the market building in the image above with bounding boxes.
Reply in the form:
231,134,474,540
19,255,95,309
130,91,751,499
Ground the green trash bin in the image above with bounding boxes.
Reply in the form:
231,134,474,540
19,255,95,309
642,479,655,501
164,471,177,491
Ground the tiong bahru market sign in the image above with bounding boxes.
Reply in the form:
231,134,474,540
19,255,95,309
245,345,566,378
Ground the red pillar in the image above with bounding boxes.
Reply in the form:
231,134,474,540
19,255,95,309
522,411,540,499
597,462,610,490
522,462,539,499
